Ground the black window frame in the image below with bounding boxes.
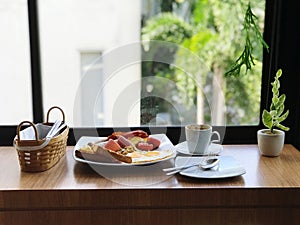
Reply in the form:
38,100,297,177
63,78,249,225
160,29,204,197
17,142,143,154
1,0,300,149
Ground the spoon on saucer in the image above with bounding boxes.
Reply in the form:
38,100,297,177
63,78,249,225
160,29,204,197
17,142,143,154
200,158,220,169
163,157,220,176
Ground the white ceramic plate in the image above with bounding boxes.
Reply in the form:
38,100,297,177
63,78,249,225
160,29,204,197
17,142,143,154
175,141,223,156
73,134,176,166
175,156,246,179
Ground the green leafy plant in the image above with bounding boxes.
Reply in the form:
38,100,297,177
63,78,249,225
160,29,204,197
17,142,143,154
262,69,290,133
225,2,269,77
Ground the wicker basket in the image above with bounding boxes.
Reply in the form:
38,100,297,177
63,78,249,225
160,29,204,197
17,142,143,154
14,106,69,172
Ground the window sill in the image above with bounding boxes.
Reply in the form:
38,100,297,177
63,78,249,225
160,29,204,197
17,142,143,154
0,144,299,224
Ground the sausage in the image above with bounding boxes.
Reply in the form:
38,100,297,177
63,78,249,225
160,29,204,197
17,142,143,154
137,142,154,151
104,139,122,152
146,137,161,150
117,136,133,148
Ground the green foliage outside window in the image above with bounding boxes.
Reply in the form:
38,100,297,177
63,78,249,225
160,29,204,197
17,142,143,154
141,0,266,125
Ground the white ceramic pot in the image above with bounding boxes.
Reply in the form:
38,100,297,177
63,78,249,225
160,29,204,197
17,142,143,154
257,129,285,157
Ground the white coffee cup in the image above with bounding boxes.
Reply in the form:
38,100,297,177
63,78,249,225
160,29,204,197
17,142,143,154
185,124,220,154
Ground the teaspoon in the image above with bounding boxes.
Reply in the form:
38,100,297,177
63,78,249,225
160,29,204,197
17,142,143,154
163,158,220,176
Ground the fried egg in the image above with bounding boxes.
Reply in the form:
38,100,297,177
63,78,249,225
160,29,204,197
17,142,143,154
128,149,174,164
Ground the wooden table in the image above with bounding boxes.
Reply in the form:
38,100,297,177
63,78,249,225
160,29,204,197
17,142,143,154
0,144,300,225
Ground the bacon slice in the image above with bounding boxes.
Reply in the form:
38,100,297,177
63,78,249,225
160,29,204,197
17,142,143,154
107,130,149,140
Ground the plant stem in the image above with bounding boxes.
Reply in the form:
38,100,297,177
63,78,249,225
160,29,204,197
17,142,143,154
225,2,269,77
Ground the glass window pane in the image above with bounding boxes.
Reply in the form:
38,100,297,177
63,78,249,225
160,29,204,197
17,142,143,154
0,0,32,124
79,52,104,126
141,0,265,126
38,0,141,127
38,0,265,127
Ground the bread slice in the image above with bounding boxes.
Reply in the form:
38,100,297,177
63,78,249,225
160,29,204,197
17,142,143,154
76,143,132,163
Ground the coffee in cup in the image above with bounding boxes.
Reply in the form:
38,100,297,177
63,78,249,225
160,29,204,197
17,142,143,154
185,124,220,154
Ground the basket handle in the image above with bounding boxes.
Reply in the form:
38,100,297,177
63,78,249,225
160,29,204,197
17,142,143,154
46,106,65,123
16,121,39,142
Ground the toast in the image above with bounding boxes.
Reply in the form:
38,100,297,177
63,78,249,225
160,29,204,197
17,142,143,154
76,143,132,163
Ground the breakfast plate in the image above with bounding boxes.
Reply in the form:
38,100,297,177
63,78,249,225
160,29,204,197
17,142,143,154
175,141,223,156
175,156,246,179
73,134,176,166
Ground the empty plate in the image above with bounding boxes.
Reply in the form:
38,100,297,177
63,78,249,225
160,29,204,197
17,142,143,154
175,155,246,179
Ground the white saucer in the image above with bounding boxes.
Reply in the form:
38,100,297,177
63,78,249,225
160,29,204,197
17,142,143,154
175,141,223,156
175,156,246,179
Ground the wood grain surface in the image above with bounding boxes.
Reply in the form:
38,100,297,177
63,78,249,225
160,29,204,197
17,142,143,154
0,144,300,225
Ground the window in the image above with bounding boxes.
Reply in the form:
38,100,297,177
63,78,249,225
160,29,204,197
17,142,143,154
1,0,300,147
78,52,104,126
38,0,141,127
140,0,265,126
0,0,32,124
37,0,265,128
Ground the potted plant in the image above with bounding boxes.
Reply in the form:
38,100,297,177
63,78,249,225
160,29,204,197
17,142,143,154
257,69,290,156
